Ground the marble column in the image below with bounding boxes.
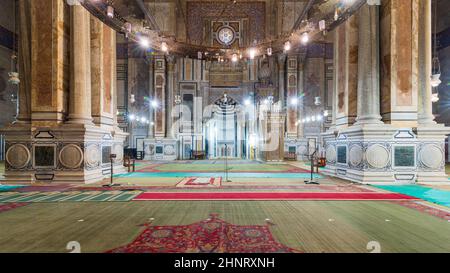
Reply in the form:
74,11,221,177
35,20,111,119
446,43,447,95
166,55,176,138
147,54,154,138
286,55,298,138
334,15,359,129
67,5,93,125
354,4,383,125
277,54,286,106
16,0,31,124
417,0,435,125
154,55,166,138
297,56,305,138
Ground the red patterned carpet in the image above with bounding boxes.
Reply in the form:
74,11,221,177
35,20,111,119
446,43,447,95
0,203,29,214
107,214,299,253
134,192,418,201
391,201,450,221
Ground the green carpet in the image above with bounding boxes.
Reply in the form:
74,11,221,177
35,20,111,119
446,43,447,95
0,201,449,253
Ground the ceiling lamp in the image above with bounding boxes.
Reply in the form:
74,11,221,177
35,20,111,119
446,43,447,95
267,47,272,56
249,48,256,60
231,53,238,63
129,94,136,104
139,37,150,48
107,6,114,18
431,93,439,103
301,32,309,44
284,41,291,51
290,97,298,106
161,42,168,52
314,96,322,106
124,22,132,38
319,20,326,31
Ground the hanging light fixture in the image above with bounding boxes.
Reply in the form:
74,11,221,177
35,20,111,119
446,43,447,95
431,0,441,88
248,48,256,60
284,41,291,51
124,22,132,38
431,93,439,103
130,94,136,104
314,96,322,106
161,42,168,53
107,5,114,18
301,32,309,44
231,53,238,63
8,2,19,105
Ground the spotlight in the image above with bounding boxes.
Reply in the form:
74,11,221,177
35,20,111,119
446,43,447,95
244,98,251,106
311,116,316,122
301,32,309,44
139,37,150,48
290,97,298,105
151,99,158,108
323,110,329,117
317,115,323,121
305,117,311,123
129,114,136,121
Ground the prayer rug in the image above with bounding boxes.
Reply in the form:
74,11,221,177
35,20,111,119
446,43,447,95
106,214,299,253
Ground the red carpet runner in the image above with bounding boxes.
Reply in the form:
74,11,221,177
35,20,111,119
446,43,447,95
134,192,417,201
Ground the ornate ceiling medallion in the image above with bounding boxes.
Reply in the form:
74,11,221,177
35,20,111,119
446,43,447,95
217,26,235,46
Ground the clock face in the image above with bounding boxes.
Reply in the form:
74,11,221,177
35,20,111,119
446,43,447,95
217,27,235,45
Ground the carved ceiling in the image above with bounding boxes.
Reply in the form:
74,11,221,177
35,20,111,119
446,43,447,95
82,0,366,59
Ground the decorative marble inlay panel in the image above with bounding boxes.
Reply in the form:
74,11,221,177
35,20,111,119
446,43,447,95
34,145,56,168
419,144,443,169
145,144,155,156
298,145,307,156
337,146,347,164
366,144,390,169
393,146,415,167
59,144,84,169
113,144,124,164
349,145,363,167
102,146,112,164
6,144,31,169
85,144,101,169
164,145,175,156
326,145,336,163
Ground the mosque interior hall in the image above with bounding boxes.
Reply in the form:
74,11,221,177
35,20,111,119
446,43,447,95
0,0,449,254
